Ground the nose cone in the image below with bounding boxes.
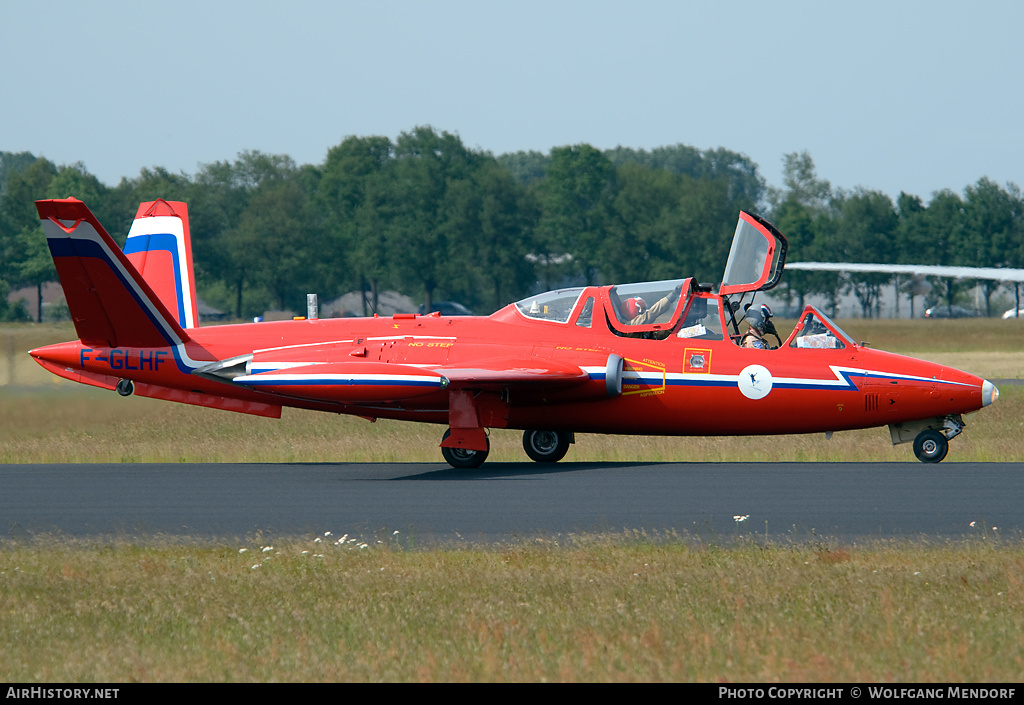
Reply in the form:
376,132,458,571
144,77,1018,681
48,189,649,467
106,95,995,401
982,379,999,407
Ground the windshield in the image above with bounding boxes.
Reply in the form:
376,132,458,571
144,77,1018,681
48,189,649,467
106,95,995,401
515,288,586,323
787,307,857,349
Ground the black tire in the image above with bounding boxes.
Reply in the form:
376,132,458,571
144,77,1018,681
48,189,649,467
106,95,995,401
116,379,134,397
441,429,489,469
522,430,571,463
913,429,948,463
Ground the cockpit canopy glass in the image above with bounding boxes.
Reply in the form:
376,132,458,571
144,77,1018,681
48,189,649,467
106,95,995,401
720,212,787,295
787,307,856,349
676,295,724,341
608,278,689,331
515,288,586,323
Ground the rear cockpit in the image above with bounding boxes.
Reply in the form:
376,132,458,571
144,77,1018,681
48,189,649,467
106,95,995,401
513,279,694,339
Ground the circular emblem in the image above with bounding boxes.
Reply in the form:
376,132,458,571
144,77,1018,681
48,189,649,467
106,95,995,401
738,364,773,400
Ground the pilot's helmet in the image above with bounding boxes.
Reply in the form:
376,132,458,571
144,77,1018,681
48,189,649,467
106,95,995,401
746,303,773,331
625,297,647,319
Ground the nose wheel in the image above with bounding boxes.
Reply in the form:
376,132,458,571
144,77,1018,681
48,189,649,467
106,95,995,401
913,429,949,463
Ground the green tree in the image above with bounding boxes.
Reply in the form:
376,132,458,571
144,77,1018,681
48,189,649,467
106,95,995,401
230,176,317,313
769,153,840,314
534,144,615,286
386,126,484,312
0,151,39,197
190,151,307,318
830,189,898,317
603,163,679,284
496,150,549,186
0,158,59,321
607,144,765,212
438,159,537,312
317,135,394,314
962,178,1024,315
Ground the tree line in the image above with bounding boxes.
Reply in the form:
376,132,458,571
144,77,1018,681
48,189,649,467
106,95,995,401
1,129,1021,322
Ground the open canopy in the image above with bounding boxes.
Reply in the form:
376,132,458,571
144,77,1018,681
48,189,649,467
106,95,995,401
720,212,788,296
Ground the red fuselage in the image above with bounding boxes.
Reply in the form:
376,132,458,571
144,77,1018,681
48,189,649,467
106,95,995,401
31,293,991,438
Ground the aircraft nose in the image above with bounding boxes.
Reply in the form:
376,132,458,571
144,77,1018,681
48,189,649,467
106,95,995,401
982,379,999,407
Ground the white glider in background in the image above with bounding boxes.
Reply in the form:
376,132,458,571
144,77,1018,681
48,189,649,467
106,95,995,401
786,262,1024,283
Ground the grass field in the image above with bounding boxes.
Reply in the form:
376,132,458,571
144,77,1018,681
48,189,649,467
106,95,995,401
2,319,1022,682
2,536,1023,682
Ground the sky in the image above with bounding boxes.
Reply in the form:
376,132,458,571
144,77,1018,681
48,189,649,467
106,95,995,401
3,0,1022,202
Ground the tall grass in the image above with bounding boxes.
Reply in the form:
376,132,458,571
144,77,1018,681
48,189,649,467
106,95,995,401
2,535,1022,682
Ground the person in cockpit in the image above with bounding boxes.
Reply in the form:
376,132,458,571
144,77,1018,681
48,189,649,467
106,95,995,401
741,304,779,349
621,284,683,326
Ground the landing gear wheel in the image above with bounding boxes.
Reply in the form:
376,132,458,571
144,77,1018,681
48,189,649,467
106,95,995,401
441,429,489,469
116,379,134,397
522,430,571,463
913,429,949,464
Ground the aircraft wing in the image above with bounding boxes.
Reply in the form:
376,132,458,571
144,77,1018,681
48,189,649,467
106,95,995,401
787,262,1024,282
436,357,592,388
226,356,594,404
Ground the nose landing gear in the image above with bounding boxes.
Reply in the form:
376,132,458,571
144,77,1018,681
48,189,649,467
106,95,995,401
913,429,949,463
890,415,964,463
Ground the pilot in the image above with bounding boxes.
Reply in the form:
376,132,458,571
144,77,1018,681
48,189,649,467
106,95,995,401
622,284,683,326
741,304,777,349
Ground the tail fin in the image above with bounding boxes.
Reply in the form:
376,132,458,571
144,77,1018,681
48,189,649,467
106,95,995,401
123,200,199,329
36,198,191,349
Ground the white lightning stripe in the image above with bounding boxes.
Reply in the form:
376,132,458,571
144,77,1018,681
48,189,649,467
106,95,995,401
235,373,444,386
582,365,975,389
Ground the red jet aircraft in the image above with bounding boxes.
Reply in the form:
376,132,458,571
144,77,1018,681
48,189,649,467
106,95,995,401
30,198,998,467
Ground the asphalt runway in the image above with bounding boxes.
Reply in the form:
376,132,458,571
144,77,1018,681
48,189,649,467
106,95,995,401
2,461,1022,544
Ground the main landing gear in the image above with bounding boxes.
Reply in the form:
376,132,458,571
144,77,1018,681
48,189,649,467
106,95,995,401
522,430,573,463
439,429,575,468
440,429,489,469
